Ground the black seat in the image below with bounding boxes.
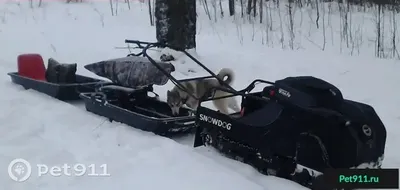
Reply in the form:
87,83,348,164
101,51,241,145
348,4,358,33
268,83,317,108
238,102,283,127
274,76,343,110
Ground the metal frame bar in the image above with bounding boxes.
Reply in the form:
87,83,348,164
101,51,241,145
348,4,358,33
124,39,240,100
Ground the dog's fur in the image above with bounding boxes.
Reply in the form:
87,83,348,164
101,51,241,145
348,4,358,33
167,68,241,116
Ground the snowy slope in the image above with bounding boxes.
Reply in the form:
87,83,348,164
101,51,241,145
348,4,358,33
0,80,271,190
0,0,399,189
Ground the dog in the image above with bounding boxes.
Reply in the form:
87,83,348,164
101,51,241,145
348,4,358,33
167,68,241,116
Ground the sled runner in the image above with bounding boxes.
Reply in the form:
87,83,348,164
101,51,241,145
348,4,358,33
8,54,108,100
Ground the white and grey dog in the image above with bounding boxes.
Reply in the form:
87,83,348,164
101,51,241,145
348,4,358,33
167,68,241,116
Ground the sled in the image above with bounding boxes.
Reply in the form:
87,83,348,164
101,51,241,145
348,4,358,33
77,39,240,136
79,41,207,136
80,85,196,136
193,77,387,189
116,40,387,189
8,54,109,101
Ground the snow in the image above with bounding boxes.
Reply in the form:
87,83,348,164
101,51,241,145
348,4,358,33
0,0,399,189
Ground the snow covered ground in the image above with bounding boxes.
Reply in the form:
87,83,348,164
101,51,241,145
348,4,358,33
0,0,399,189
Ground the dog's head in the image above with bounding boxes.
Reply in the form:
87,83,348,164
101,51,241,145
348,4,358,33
167,90,184,116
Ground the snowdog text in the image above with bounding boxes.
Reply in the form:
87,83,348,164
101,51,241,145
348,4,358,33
199,114,232,130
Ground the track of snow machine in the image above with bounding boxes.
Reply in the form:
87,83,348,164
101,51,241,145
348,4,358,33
191,81,387,188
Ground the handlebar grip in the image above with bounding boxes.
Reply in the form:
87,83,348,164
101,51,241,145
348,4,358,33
124,39,153,45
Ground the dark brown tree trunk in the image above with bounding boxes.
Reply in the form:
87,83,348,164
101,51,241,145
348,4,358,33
155,0,196,51
247,0,252,14
253,0,256,17
229,0,235,15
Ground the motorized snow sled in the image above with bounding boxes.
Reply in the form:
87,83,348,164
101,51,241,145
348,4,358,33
192,77,387,189
105,40,386,189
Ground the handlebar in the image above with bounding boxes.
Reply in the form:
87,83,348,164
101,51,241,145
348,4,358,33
241,79,275,93
125,39,159,45
124,39,162,57
124,39,180,53
123,39,241,100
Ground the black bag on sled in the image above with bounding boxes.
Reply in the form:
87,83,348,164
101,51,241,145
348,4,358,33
264,76,387,172
45,58,77,83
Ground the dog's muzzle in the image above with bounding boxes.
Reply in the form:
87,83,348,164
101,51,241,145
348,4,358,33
171,106,180,116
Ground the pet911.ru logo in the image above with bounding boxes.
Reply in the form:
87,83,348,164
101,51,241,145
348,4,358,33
8,158,110,182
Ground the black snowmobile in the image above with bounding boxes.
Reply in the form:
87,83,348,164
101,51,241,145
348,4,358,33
193,77,387,189
117,40,387,189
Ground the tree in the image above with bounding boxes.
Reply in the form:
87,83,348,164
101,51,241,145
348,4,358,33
155,0,196,51
229,0,235,15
